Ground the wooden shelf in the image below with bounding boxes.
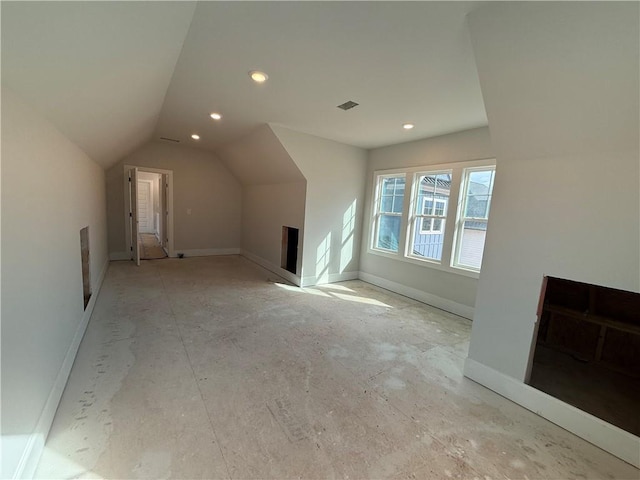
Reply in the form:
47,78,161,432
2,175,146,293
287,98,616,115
545,304,640,337
536,276,640,373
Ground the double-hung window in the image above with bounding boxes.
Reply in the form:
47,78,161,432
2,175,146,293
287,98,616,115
409,172,451,261
453,167,496,270
372,175,405,252
369,160,496,275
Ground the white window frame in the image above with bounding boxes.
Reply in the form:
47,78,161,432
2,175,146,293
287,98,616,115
371,173,406,254
368,159,496,279
407,169,452,262
452,166,496,272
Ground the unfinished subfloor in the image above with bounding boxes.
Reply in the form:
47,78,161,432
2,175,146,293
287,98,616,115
36,256,638,479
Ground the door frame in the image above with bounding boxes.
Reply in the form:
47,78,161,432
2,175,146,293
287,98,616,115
123,164,175,258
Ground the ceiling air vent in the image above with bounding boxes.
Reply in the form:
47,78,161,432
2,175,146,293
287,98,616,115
337,100,359,111
160,136,180,143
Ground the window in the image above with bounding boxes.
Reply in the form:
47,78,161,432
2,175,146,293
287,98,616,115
453,167,495,270
370,160,496,275
410,172,451,261
373,175,405,252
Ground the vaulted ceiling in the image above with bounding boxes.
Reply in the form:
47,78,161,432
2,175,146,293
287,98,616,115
2,1,487,169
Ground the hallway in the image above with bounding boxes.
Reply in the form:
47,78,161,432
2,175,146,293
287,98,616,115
138,233,167,260
35,256,637,479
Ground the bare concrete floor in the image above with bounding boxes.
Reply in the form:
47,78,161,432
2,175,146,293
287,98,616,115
36,256,638,479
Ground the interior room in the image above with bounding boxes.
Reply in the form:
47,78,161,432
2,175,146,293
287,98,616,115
2,2,638,479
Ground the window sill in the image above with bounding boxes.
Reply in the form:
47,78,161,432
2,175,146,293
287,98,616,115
367,247,480,280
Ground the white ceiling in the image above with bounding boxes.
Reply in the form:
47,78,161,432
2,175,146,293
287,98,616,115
2,1,488,169
1,1,197,168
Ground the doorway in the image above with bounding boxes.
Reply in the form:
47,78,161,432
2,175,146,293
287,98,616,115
136,172,167,260
124,165,174,264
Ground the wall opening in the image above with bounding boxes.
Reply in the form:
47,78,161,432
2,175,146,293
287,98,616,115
529,276,640,436
80,226,91,310
123,164,174,261
281,226,299,274
137,171,167,260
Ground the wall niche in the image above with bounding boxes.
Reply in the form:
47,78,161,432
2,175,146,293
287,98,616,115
529,277,640,436
80,226,91,310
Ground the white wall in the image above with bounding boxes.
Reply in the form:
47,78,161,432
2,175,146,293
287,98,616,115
464,2,639,465
107,141,242,257
359,127,494,316
242,182,306,279
1,87,109,478
466,1,639,381
271,126,367,286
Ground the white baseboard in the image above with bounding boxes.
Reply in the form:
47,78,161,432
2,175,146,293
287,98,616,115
241,250,301,286
357,271,474,319
463,357,640,468
301,271,359,288
108,251,129,261
2,258,110,479
175,248,240,258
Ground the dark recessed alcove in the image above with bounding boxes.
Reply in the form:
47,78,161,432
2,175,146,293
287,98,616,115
529,277,640,436
281,226,299,275
80,226,91,310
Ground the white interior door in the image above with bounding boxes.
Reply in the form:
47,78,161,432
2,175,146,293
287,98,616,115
128,167,140,266
137,180,153,234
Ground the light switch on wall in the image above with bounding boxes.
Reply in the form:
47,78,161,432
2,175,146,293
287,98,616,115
187,208,192,215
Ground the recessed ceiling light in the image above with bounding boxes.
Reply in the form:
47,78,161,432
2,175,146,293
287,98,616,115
210,112,222,120
191,134,200,140
402,123,415,130
249,70,268,83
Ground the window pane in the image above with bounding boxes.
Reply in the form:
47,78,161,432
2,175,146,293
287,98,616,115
464,170,494,218
464,194,489,218
381,195,393,213
381,177,397,195
457,220,487,269
376,215,402,252
379,177,405,214
392,195,404,213
418,173,450,217
468,170,493,189
412,218,445,260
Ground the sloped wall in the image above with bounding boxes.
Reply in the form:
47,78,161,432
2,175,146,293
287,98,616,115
1,87,109,478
